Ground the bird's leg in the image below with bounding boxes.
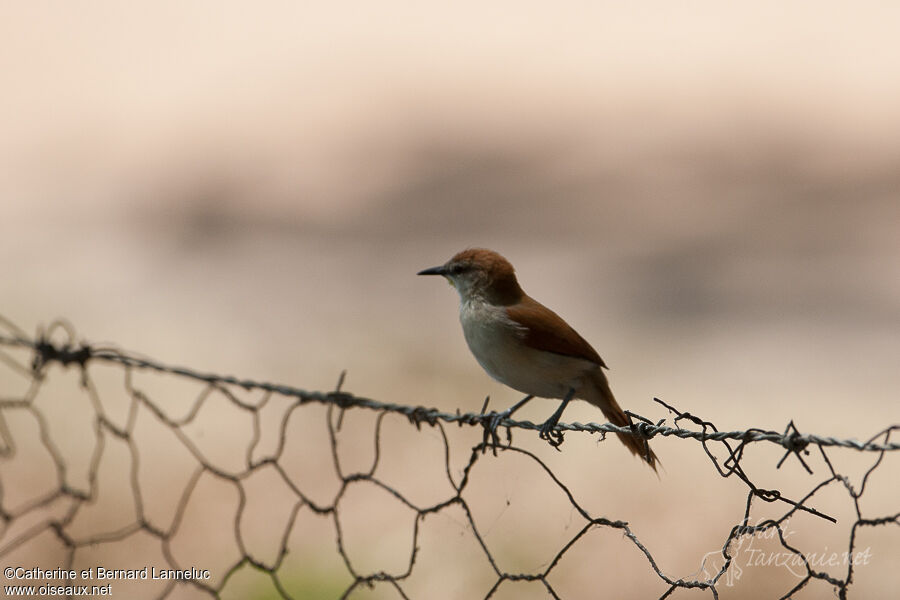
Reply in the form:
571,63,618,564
504,394,535,418
483,395,534,450
539,388,576,448
487,395,533,434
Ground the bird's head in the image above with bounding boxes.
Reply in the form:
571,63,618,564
418,248,524,305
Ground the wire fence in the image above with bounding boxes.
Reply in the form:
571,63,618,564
0,317,897,599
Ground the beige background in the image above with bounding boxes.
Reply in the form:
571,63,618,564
1,2,899,598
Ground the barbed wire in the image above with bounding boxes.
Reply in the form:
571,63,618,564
0,317,897,599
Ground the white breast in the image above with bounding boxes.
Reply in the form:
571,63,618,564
458,299,595,399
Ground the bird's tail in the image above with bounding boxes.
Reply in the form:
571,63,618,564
585,369,658,472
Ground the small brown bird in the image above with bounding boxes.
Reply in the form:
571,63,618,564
419,248,657,470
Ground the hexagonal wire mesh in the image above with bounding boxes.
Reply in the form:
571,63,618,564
0,317,896,599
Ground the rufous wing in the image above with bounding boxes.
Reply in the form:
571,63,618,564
505,296,606,367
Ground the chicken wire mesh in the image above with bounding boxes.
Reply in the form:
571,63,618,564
0,317,897,599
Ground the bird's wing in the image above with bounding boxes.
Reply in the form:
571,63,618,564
505,297,607,367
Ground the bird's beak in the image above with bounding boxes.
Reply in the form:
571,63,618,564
417,265,448,276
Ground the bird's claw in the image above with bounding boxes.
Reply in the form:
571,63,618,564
481,409,514,453
539,416,565,449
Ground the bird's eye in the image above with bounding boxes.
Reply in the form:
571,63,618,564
449,263,466,275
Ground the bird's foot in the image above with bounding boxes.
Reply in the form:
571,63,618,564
538,414,565,449
538,390,574,450
480,409,512,454
479,395,533,453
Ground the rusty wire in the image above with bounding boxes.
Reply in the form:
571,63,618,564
0,318,897,599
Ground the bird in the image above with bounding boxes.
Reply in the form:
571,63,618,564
418,248,657,471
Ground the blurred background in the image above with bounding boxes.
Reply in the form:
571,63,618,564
1,1,898,598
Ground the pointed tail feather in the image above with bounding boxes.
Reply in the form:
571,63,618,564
585,370,658,472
